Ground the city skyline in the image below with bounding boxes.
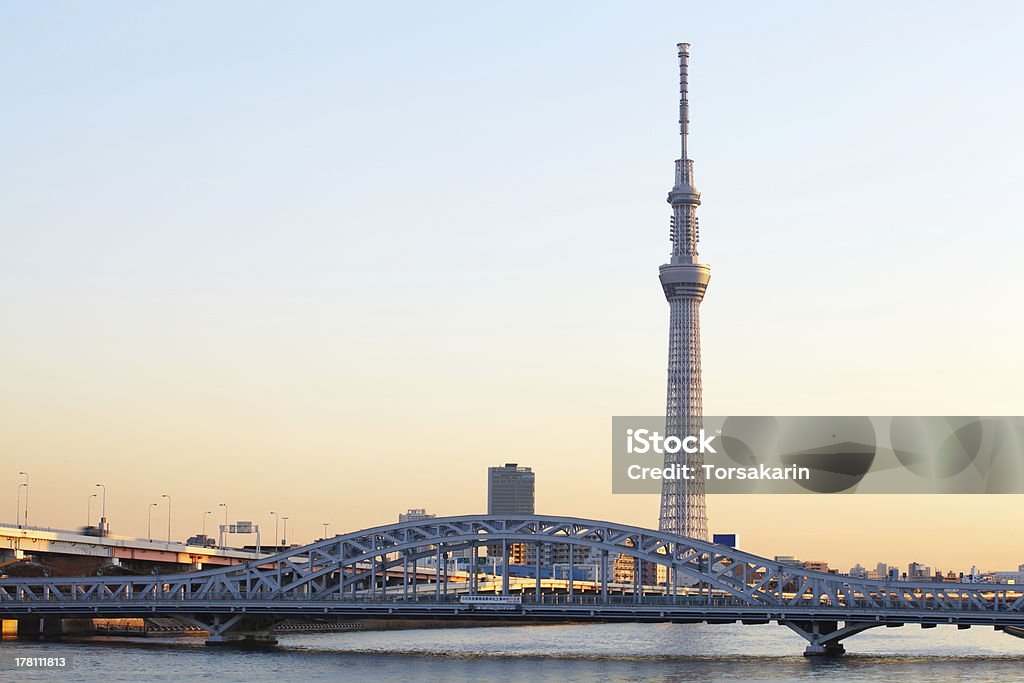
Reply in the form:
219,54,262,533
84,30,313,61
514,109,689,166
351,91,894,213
6,461,1022,577
2,1,1023,572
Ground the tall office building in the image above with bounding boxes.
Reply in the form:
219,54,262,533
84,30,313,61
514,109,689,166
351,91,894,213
658,43,710,540
487,463,535,515
487,463,534,561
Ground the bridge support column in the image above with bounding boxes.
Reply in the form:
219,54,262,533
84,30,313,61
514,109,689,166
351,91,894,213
435,546,441,600
803,640,846,657
600,550,608,604
371,554,378,600
782,620,879,657
535,542,542,600
16,617,64,640
501,540,509,596
442,549,448,596
568,543,574,600
186,615,280,647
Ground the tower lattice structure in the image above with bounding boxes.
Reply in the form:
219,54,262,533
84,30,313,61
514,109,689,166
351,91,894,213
657,43,710,540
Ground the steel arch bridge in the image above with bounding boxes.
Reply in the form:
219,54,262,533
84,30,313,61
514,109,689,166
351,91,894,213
2,515,1023,655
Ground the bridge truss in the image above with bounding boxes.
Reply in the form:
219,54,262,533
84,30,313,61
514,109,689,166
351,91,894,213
2,515,1022,654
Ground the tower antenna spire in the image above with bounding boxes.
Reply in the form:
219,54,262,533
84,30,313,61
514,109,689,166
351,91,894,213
678,42,690,162
672,43,698,196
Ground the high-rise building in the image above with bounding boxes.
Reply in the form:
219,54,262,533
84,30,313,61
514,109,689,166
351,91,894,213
658,43,710,540
487,463,534,561
487,463,535,515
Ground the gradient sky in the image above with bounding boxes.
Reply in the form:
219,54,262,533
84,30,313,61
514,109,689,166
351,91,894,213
2,1,1022,572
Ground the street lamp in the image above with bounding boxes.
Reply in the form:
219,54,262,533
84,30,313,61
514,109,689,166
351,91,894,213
270,511,279,548
95,484,107,536
16,483,26,528
203,511,212,540
162,494,171,543
87,493,98,528
282,517,289,547
148,503,158,541
218,503,228,547
322,522,330,539
18,472,28,527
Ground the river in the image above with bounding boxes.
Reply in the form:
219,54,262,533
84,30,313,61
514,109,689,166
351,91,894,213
3,621,1023,681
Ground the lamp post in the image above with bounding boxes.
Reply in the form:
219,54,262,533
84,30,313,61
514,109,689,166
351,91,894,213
18,472,28,527
322,522,329,539
282,517,289,548
161,494,171,543
16,483,26,528
95,483,107,536
87,493,97,528
218,503,228,547
270,511,279,548
203,511,212,541
148,503,158,541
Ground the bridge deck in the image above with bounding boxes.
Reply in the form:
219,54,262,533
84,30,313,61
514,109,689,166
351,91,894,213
3,596,1023,630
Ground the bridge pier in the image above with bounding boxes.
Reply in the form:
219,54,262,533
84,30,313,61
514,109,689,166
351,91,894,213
185,615,280,647
14,617,65,640
783,620,879,657
802,640,846,657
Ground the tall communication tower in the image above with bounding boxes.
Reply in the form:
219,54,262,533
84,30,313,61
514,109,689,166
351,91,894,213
657,43,710,540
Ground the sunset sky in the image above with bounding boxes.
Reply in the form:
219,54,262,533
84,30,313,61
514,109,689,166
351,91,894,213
2,1,1022,572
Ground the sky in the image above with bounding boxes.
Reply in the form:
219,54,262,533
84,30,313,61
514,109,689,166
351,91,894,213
1,1,1022,572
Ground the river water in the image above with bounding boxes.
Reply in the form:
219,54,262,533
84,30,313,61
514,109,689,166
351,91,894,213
3,621,1023,681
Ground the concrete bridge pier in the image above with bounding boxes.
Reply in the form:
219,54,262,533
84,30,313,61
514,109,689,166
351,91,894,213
15,616,65,640
187,615,280,647
783,620,880,656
